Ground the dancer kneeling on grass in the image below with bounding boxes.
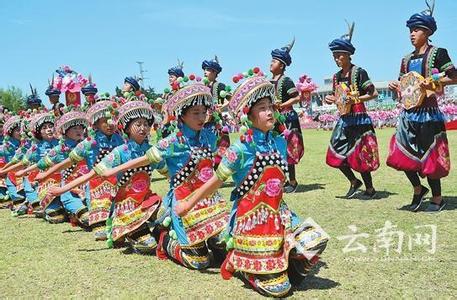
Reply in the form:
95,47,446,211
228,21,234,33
44,97,123,240
28,110,90,225
98,80,229,269
7,112,58,216
49,100,163,254
0,116,30,208
174,70,328,298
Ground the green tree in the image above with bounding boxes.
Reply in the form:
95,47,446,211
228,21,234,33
143,86,160,100
0,86,26,113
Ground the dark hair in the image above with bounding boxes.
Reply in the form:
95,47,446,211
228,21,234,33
125,117,154,135
35,121,54,140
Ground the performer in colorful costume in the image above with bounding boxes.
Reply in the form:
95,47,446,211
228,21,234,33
175,70,328,297
45,79,64,117
123,76,141,93
99,81,228,268
52,100,162,253
8,112,57,216
202,56,231,168
270,39,305,193
159,61,185,139
47,96,123,239
387,0,457,212
0,116,25,208
34,110,90,224
324,22,380,199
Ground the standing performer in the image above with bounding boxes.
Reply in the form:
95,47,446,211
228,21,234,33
45,98,123,240
122,76,141,94
98,81,228,269
270,39,304,193
387,0,457,212
159,61,185,139
325,22,380,199
202,56,231,168
50,100,163,254
45,78,64,117
175,71,328,297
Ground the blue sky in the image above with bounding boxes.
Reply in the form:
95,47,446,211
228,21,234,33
1,0,456,107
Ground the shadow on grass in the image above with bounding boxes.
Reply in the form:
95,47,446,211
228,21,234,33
335,190,398,200
62,229,84,233
77,247,111,252
354,190,398,201
295,183,326,193
398,196,457,212
235,261,339,295
292,261,340,292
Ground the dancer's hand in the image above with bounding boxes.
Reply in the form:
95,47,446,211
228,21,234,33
48,186,64,198
174,201,191,217
324,95,336,104
388,81,400,92
15,170,27,177
34,173,46,182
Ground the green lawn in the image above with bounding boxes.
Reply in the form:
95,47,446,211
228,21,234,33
1,128,456,298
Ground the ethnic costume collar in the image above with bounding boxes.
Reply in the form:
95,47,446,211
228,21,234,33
126,139,150,154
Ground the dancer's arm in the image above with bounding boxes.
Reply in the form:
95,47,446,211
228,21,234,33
48,170,96,197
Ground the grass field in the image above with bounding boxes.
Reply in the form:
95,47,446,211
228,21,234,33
1,128,456,298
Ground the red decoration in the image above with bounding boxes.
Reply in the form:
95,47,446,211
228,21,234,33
278,124,286,132
242,106,249,114
232,76,239,84
65,91,81,107
240,135,246,142
247,129,253,135
253,67,260,74
177,131,183,138
189,74,196,81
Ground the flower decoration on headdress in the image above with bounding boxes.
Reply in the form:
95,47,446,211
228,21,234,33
296,74,318,104
56,108,88,135
329,20,356,55
52,65,89,94
229,67,280,144
3,115,21,137
115,100,155,141
29,112,55,139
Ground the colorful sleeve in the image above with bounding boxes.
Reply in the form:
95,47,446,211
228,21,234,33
10,151,22,164
284,77,298,97
21,148,35,165
37,146,60,170
69,139,89,163
146,145,165,165
435,48,456,77
216,143,244,182
358,68,375,93
93,148,122,175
